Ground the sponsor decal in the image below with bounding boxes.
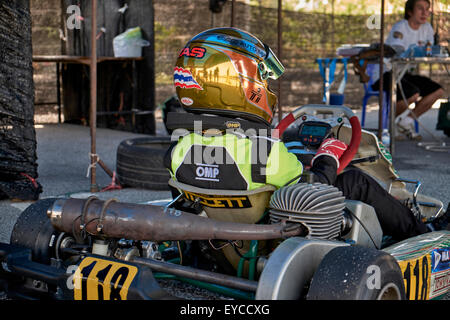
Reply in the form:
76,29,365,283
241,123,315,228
224,121,241,129
393,31,403,39
195,163,220,182
174,67,203,90
378,141,393,165
183,191,251,209
432,248,450,273
181,97,194,106
430,270,450,299
215,35,266,57
179,47,206,59
250,88,262,103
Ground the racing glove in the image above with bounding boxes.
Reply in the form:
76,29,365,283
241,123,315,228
311,138,348,169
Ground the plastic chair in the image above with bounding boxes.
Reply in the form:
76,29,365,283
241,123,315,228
361,64,418,132
361,63,390,130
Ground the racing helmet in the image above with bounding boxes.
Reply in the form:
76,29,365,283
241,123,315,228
174,27,284,125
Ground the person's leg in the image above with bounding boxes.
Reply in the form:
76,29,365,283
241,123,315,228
372,72,419,118
404,75,444,118
395,75,424,139
411,88,444,118
395,93,420,117
334,168,428,241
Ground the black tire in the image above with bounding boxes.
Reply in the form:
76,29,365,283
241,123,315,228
10,198,60,265
306,246,406,300
116,136,173,190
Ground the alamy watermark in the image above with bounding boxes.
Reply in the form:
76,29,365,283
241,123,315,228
366,14,382,30
66,5,83,30
366,264,381,290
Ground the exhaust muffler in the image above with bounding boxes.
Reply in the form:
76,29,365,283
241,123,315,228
48,197,304,241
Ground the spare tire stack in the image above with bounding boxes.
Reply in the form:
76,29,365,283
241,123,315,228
0,0,42,200
116,136,173,190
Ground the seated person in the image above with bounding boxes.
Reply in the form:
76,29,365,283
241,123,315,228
371,0,444,140
165,27,448,241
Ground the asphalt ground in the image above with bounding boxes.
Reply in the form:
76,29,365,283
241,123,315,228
356,102,450,209
0,103,448,300
0,123,172,244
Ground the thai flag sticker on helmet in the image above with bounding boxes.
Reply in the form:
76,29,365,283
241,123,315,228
174,67,203,90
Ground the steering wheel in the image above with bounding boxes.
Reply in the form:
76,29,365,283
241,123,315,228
274,104,361,174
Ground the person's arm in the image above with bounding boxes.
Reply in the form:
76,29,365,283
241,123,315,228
265,141,303,188
310,138,348,185
310,156,338,185
385,21,407,54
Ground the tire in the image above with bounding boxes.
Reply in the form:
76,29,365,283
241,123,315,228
10,198,60,264
306,246,406,300
116,136,173,190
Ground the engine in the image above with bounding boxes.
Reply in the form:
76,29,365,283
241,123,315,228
269,183,346,240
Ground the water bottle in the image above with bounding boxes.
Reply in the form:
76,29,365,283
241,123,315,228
426,41,432,57
381,129,390,147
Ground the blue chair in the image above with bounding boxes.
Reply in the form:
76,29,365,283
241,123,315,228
361,63,390,130
361,63,418,132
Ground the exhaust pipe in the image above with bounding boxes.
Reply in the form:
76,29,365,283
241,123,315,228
48,198,304,241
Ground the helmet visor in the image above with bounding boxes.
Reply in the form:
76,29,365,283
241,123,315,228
258,44,285,80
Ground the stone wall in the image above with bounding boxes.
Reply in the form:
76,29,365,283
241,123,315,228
31,0,62,120
153,0,450,110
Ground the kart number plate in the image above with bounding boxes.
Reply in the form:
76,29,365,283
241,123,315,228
73,257,138,300
397,255,431,300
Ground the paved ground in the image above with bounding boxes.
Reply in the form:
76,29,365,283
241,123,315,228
0,123,172,243
0,103,448,300
356,103,450,209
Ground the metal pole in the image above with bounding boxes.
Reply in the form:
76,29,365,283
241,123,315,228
390,61,397,155
231,0,235,27
277,0,283,123
378,0,385,140
90,0,99,192
56,62,61,123
131,256,258,292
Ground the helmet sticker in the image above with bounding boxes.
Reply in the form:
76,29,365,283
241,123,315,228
181,97,194,106
174,67,203,90
195,33,266,58
179,47,206,59
241,78,273,118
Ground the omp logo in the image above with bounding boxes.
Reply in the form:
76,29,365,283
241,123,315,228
195,163,219,182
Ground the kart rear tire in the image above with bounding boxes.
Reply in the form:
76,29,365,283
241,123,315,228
306,246,406,300
116,136,173,190
10,198,60,265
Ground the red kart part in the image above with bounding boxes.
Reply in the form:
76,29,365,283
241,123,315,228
274,104,361,174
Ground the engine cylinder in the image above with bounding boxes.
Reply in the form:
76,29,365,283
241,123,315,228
269,183,346,240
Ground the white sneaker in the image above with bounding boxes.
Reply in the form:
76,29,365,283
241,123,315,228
395,115,422,141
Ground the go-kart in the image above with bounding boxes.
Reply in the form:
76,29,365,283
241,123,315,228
0,104,449,301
